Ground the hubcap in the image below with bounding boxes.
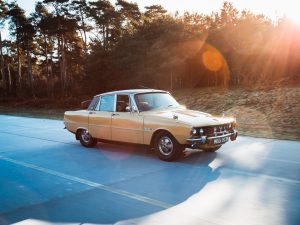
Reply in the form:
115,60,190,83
81,130,91,143
158,136,173,156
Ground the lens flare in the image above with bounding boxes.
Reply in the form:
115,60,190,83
202,49,223,72
198,43,230,87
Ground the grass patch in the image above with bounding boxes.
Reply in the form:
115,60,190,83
0,106,65,120
173,86,300,141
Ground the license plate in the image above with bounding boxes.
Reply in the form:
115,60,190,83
213,136,229,144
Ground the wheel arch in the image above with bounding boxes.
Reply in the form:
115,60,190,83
150,129,179,149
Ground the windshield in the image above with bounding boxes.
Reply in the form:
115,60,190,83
135,92,179,112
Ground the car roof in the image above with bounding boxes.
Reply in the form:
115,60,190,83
95,89,167,97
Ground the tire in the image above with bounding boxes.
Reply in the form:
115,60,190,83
78,129,97,148
202,146,222,152
154,131,184,161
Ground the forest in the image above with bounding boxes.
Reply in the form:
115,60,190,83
0,0,299,99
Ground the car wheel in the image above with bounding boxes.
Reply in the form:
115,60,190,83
78,129,97,147
154,131,184,161
202,146,221,152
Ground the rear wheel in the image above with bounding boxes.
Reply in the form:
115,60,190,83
154,131,184,161
202,146,221,152
78,129,97,147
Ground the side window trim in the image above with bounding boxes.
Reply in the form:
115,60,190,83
88,96,100,111
95,96,102,111
113,94,117,112
130,94,139,113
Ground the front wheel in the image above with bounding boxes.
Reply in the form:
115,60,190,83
78,129,97,147
154,132,184,161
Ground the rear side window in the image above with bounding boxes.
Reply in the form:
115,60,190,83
88,96,100,111
96,95,115,112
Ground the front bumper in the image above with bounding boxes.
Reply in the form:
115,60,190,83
186,130,238,149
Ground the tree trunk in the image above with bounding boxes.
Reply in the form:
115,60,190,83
4,45,12,95
79,6,87,55
102,24,105,49
0,32,6,96
43,33,51,97
50,52,54,98
17,48,22,92
60,34,67,96
57,34,64,93
27,43,35,98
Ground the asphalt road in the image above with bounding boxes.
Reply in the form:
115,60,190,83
0,115,299,225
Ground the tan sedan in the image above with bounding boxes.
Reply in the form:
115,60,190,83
64,89,237,161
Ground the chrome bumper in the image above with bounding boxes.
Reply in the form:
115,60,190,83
186,130,238,148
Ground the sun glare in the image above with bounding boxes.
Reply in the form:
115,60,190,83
287,11,300,25
275,2,300,25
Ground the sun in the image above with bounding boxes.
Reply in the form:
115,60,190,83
279,3,300,25
287,11,300,25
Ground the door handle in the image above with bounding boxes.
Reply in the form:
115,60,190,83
112,113,119,116
89,111,96,115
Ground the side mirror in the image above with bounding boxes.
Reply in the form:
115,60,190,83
126,105,138,113
125,106,131,112
81,100,92,109
131,105,138,112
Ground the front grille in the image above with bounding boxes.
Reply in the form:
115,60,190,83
191,124,233,138
203,124,232,137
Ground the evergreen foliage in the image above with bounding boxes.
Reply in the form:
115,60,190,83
0,1,299,98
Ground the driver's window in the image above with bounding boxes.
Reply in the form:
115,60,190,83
116,95,130,112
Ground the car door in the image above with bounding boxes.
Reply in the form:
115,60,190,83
88,94,115,140
111,94,144,144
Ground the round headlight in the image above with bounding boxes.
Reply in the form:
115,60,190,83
192,128,197,135
199,128,204,135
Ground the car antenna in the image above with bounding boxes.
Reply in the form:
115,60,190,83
138,85,152,89
139,85,157,92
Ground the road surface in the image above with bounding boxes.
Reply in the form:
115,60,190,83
0,115,299,225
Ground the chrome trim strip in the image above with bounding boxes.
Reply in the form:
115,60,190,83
130,93,140,113
112,126,143,131
89,124,110,128
186,136,207,142
144,128,152,132
65,122,142,131
64,121,88,127
207,132,234,140
113,94,117,112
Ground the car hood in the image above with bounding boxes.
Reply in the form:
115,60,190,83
144,108,235,127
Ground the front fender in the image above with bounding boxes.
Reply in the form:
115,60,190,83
143,116,191,145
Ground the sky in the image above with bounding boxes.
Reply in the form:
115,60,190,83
11,0,300,20
2,0,300,39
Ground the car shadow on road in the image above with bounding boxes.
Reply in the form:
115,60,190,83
95,142,219,164
94,142,158,161
1,143,221,225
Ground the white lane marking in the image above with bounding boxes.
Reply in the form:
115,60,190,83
0,156,172,209
262,157,300,165
223,167,300,185
0,131,76,146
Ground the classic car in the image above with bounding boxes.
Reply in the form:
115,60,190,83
64,89,238,161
